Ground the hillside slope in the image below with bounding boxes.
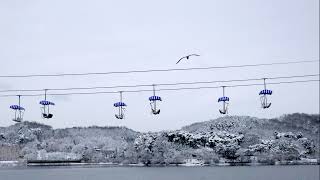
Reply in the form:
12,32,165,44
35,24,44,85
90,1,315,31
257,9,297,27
0,113,319,165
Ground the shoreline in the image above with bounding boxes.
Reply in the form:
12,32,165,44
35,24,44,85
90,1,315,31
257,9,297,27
0,160,319,169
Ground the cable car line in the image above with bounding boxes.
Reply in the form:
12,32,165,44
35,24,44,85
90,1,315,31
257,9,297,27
0,79,318,97
0,60,318,78
0,74,318,93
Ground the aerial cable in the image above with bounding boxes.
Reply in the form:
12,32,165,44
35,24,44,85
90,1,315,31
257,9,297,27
0,79,318,97
0,73,318,93
0,60,318,78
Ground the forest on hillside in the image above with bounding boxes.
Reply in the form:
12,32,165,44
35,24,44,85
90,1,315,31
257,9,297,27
0,113,319,166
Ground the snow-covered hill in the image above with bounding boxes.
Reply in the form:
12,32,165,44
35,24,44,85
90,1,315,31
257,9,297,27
0,113,319,166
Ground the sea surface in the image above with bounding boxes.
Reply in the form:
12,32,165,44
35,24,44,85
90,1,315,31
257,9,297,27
0,165,319,180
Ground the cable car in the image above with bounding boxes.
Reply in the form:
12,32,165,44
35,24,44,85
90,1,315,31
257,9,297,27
218,86,229,114
259,78,272,109
39,89,55,119
149,85,162,115
114,91,126,119
10,95,25,122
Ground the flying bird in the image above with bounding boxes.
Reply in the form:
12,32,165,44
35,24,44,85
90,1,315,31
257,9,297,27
176,54,200,64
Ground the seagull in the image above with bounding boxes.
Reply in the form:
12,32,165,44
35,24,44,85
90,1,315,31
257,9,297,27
176,54,200,64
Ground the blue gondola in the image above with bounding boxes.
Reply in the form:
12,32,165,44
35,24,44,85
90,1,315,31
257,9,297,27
259,89,272,95
114,102,127,107
40,100,55,106
40,90,55,119
218,96,229,102
114,92,126,119
218,87,229,114
10,95,25,123
149,96,162,101
10,105,25,110
259,79,272,109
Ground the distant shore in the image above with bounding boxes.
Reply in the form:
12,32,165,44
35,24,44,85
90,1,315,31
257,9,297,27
0,159,319,168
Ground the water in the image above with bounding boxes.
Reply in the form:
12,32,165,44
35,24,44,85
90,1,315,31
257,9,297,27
0,165,319,180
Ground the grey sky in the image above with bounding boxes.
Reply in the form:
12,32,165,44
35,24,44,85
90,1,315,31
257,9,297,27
0,0,319,132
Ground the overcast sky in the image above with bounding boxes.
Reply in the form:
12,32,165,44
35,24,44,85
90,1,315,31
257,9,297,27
0,0,319,132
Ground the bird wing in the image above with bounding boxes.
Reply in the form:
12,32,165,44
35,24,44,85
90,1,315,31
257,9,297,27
189,54,200,57
176,57,186,64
